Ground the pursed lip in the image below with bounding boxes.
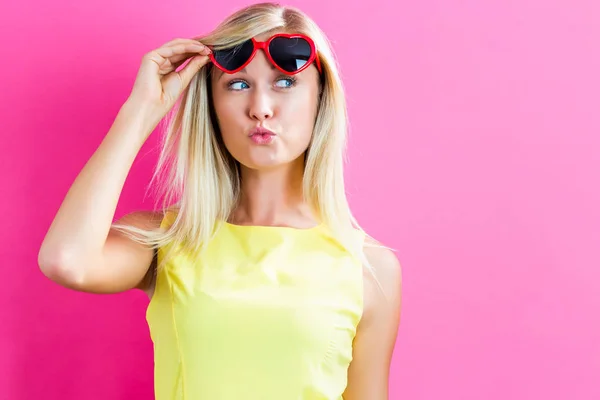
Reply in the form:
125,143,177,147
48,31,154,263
249,127,277,137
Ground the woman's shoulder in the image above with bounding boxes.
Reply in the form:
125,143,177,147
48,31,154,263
364,235,401,280
115,209,166,230
362,235,402,310
114,207,184,235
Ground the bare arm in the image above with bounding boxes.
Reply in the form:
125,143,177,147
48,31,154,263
38,102,160,294
343,239,403,399
37,39,211,295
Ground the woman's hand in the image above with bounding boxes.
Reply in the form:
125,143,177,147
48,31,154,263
127,38,211,133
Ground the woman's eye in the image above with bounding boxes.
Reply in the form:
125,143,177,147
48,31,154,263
275,78,295,88
228,81,249,90
227,78,295,90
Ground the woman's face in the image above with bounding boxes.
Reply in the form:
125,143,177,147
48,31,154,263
210,32,321,170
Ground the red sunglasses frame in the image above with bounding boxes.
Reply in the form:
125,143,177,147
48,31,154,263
208,33,322,75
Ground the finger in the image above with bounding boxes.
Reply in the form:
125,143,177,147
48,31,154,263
176,55,212,88
148,43,209,75
170,44,211,66
171,48,211,70
155,42,209,60
156,48,211,76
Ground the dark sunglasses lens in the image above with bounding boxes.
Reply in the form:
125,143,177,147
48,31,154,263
213,40,254,71
269,37,313,73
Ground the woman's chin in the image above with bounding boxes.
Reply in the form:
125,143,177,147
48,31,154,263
245,160,285,170
234,148,305,171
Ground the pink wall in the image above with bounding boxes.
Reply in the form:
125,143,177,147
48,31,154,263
2,0,599,398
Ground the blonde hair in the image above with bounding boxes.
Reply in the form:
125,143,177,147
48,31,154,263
112,2,395,295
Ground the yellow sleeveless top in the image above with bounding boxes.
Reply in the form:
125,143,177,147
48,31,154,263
146,211,366,400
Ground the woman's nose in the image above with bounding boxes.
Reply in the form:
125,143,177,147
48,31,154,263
248,90,274,121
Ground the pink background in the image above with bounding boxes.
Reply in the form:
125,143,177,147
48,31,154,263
2,0,599,398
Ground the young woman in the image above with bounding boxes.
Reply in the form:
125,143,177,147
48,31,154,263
38,3,402,399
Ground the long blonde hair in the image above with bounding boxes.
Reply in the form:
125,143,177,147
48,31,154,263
112,2,394,293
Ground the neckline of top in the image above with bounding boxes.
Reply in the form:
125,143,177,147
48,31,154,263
220,220,326,232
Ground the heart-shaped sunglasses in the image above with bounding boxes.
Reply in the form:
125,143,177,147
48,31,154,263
208,33,322,75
